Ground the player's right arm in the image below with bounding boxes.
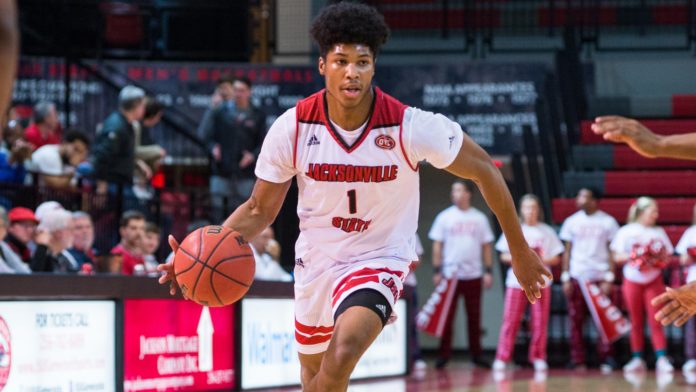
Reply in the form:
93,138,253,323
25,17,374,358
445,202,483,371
592,116,696,160
0,0,18,121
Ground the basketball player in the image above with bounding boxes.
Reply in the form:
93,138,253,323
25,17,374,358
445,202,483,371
592,115,696,160
159,3,550,390
0,0,18,121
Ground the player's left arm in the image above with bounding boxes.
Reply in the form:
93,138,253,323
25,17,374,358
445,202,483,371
445,133,551,302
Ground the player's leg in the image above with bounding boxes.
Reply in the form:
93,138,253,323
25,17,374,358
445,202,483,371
304,302,385,392
298,352,324,388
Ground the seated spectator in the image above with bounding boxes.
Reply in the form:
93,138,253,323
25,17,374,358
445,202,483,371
0,207,31,273
249,227,292,282
68,211,98,268
31,208,79,273
133,97,166,199
111,210,145,275
5,207,39,263
35,201,64,222
31,130,89,188
0,119,30,184
141,221,161,274
24,101,61,150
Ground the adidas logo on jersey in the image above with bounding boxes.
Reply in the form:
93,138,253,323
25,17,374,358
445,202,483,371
375,304,387,317
307,135,320,146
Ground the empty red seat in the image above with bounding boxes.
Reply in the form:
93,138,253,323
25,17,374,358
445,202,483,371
604,171,696,196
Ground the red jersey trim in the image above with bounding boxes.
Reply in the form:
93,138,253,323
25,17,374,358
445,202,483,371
399,106,418,172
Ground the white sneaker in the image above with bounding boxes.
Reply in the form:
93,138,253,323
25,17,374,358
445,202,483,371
413,359,427,371
492,359,507,371
684,359,696,373
533,359,548,372
623,357,647,372
656,357,674,373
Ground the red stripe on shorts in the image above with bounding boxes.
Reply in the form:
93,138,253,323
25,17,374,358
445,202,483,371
332,275,381,307
296,331,333,345
331,267,403,298
295,319,334,335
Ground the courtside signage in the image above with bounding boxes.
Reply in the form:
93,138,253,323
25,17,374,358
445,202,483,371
240,298,407,389
123,299,234,392
0,300,116,392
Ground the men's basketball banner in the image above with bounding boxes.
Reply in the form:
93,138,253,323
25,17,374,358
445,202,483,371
577,278,631,344
416,278,459,338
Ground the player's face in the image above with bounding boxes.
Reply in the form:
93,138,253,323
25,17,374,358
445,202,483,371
520,199,540,225
319,44,375,109
638,204,659,226
451,183,471,208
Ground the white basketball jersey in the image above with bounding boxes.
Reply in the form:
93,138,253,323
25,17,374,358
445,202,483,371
255,87,464,264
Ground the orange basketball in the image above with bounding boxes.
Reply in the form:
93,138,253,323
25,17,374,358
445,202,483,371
173,225,255,307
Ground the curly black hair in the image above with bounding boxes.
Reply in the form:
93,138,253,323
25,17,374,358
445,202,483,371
310,2,389,58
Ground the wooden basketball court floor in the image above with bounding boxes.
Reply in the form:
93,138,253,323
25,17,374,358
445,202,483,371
264,362,696,391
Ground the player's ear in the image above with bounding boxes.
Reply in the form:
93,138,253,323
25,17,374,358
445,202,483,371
318,56,325,76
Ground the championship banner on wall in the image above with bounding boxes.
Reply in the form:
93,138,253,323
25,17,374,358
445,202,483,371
123,299,235,392
0,300,116,392
241,298,407,389
415,278,458,338
577,278,631,344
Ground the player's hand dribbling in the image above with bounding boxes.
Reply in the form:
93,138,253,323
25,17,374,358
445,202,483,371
157,235,181,296
511,247,552,304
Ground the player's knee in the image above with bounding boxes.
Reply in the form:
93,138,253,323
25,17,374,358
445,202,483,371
326,339,363,378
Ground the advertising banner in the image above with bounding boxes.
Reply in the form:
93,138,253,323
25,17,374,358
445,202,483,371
0,300,115,392
241,297,407,389
13,58,548,156
123,299,234,392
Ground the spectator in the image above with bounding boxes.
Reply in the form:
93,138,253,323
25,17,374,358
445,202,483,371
196,82,231,140
559,187,620,372
201,75,266,221
111,210,145,275
0,119,30,184
31,208,79,273
35,200,64,222
91,85,145,195
133,98,166,198
24,101,61,150
611,197,674,373
249,227,292,282
429,180,494,369
492,194,563,373
68,211,98,268
0,206,30,273
31,130,90,188
5,207,38,263
676,204,696,375
141,221,161,274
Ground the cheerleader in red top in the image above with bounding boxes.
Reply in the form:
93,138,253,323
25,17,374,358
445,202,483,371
610,197,674,373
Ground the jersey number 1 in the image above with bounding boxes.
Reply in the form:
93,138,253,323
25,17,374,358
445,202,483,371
347,189,357,214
